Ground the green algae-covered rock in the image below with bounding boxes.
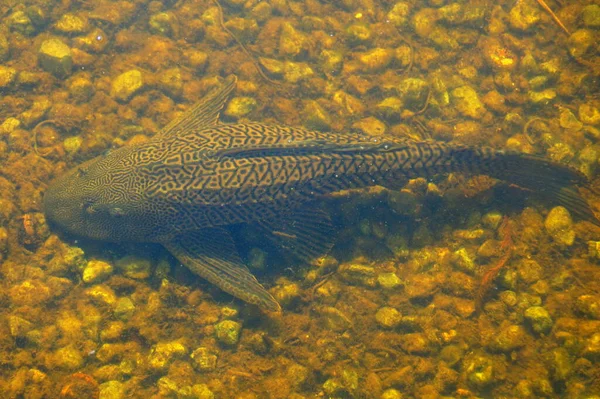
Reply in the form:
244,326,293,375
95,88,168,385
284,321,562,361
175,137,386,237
567,29,595,58
8,11,35,35
302,100,332,131
358,48,394,72
272,281,301,308
488,324,526,352
377,272,403,290
114,297,135,321
55,13,89,34
524,306,553,334
215,320,242,345
223,96,258,118
387,2,410,28
158,67,183,97
110,70,145,102
115,255,152,279
464,354,494,388
86,285,117,306
148,340,188,371
54,345,84,370
375,306,402,328
149,12,179,37
38,38,72,78
63,136,83,154
283,61,314,83
544,206,575,246
452,85,486,119
382,388,404,399
279,22,306,57
0,34,9,62
0,66,17,88
346,23,371,44
191,347,217,371
83,259,113,283
320,49,343,74
99,380,125,399
508,0,540,31
351,116,386,136
583,5,600,27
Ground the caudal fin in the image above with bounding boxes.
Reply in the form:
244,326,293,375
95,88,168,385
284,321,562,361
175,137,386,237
488,152,600,226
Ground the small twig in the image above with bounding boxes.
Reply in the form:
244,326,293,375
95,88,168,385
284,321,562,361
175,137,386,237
535,0,570,36
32,119,59,157
213,0,280,85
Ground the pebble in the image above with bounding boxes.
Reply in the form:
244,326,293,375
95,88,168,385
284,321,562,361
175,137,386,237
38,38,72,78
191,347,217,371
83,260,113,284
0,66,17,88
115,255,152,279
114,297,135,321
110,70,145,102
375,306,402,328
524,306,553,334
567,29,595,58
214,320,242,345
575,295,600,319
488,324,526,352
452,85,486,119
582,4,600,27
148,341,188,371
377,272,403,290
544,206,575,246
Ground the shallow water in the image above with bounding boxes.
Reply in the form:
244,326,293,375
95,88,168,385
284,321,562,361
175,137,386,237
0,0,599,398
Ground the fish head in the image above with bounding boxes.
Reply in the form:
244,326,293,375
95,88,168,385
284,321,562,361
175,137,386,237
43,148,149,242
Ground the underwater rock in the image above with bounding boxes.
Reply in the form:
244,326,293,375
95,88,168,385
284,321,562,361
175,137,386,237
115,255,152,280
582,5,600,27
464,353,495,388
38,38,72,78
215,320,242,345
149,12,179,37
110,70,145,102
377,272,403,290
579,103,600,126
451,86,486,119
0,65,17,88
148,340,188,371
279,22,307,57
375,306,402,328
8,11,36,35
191,347,217,371
224,96,258,119
53,346,84,370
583,333,600,360
86,285,117,306
157,67,183,98
567,30,595,58
351,117,386,136
69,75,95,102
283,61,314,83
524,306,553,335
544,206,575,246
99,380,125,399
54,13,89,34
272,280,301,308
357,48,394,72
387,2,410,28
508,1,540,31
346,24,372,45
317,306,353,331
83,260,113,284
575,295,600,319
302,100,332,131
488,324,526,352
113,297,135,321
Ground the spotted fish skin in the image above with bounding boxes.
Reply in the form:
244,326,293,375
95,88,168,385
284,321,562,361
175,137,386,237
43,75,599,311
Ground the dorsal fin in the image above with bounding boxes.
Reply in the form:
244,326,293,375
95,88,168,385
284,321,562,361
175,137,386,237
154,75,238,140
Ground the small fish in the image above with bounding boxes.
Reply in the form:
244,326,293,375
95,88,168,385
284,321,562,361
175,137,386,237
43,75,600,311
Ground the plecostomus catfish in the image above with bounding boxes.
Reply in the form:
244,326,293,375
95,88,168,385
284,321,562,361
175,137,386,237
43,75,600,311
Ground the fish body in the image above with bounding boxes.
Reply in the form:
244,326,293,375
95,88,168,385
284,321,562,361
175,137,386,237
43,76,599,311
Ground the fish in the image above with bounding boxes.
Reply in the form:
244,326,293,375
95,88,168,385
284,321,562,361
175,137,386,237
43,75,600,312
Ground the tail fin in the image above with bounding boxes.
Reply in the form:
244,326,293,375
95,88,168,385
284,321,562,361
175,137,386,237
480,151,600,226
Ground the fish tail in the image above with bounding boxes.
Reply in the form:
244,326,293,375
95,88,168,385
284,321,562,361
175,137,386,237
447,146,600,226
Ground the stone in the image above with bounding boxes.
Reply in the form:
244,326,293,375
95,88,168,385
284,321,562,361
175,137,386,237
582,5,600,27
351,117,386,136
375,307,402,328
86,285,117,306
0,66,17,88
279,22,306,57
191,347,217,371
83,260,113,283
115,255,152,279
488,324,526,352
377,272,403,290
567,30,595,58
302,100,331,131
358,48,394,72
387,2,410,28
99,381,125,399
509,1,540,31
114,297,135,321
38,38,73,78
452,86,486,119
54,346,84,370
55,13,89,34
544,206,575,246
110,70,145,102
215,320,242,345
0,34,10,62
157,67,183,97
148,340,188,371
524,306,553,334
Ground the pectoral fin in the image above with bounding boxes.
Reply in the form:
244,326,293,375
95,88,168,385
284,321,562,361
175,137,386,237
255,205,336,262
164,227,281,312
